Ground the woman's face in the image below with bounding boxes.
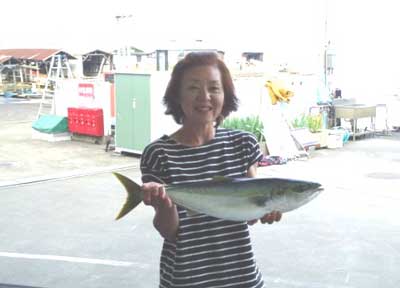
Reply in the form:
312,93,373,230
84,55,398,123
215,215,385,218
179,65,224,126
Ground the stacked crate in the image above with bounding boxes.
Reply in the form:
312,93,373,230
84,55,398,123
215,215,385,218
67,108,104,137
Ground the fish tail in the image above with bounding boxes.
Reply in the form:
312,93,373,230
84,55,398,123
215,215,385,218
113,172,143,220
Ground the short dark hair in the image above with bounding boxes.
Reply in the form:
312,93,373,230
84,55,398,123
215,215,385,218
163,52,238,126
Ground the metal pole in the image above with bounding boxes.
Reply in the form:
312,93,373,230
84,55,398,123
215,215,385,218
324,0,329,88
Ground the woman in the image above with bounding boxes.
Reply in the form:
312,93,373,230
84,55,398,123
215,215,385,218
140,52,282,288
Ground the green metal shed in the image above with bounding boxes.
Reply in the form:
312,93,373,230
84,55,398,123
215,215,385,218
114,72,179,154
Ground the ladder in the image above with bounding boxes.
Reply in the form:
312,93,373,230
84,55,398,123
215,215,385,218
37,54,73,119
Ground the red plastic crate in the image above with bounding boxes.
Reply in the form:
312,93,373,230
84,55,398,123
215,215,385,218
68,107,104,137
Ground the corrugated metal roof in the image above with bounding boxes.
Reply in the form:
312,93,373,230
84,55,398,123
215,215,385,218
0,49,75,61
0,55,13,64
82,49,113,56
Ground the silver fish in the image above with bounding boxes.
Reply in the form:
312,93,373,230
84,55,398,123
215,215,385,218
113,172,323,221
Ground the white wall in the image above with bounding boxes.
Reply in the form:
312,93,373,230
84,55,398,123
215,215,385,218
54,79,113,136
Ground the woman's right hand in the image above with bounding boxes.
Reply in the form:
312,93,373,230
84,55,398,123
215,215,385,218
142,182,174,210
141,182,178,242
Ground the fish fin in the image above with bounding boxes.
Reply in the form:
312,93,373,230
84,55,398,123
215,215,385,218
212,176,233,182
186,209,201,217
113,172,143,220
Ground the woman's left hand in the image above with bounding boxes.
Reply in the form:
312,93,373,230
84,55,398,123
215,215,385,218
248,211,282,225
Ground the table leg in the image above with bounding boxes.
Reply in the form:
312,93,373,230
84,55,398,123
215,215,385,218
353,118,357,141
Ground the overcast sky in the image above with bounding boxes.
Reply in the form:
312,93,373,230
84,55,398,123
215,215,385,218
2,0,397,56
1,0,399,96
1,0,327,52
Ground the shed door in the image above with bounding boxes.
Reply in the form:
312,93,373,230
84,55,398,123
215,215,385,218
115,74,151,152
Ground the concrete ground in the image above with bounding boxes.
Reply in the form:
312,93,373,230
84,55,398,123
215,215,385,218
0,97,139,187
1,97,399,288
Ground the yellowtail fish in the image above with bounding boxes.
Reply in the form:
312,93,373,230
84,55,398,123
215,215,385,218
113,172,323,221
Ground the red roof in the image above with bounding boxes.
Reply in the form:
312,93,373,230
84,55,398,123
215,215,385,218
0,49,75,61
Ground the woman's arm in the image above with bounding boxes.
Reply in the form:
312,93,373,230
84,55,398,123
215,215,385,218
246,163,258,178
142,182,179,242
247,163,282,225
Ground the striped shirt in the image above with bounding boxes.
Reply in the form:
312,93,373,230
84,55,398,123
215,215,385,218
140,128,264,288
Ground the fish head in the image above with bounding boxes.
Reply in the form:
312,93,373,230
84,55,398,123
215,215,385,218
270,179,323,213
292,180,323,194
288,179,323,210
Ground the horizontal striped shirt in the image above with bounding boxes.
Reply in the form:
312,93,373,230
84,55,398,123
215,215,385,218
141,128,264,288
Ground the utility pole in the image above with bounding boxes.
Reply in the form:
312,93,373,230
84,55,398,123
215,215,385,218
323,0,329,88
323,0,335,96
115,14,133,56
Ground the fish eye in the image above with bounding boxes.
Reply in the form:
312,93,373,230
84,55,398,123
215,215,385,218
296,182,320,193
